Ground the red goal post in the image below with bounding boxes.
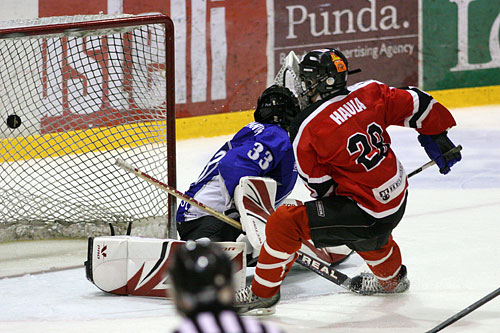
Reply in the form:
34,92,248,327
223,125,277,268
0,13,177,241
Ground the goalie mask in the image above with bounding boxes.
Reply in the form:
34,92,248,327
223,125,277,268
169,240,234,316
254,85,301,131
299,48,349,104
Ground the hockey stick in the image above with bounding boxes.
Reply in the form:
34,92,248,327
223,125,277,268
407,145,463,178
295,145,464,289
115,146,462,292
115,159,241,230
288,144,461,289
425,286,500,333
115,159,352,289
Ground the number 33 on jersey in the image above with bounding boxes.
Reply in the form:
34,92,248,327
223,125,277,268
247,142,274,170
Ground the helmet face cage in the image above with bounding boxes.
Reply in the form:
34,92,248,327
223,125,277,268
169,241,234,315
273,51,308,108
299,48,349,102
254,85,301,130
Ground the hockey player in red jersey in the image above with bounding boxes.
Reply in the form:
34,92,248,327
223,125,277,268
235,48,462,315
177,85,353,269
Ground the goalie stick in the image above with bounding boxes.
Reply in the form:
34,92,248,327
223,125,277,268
115,159,241,230
115,147,462,292
115,159,353,289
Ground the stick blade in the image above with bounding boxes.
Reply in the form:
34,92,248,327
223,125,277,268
115,158,134,173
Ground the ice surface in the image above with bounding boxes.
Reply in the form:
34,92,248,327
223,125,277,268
1,105,500,332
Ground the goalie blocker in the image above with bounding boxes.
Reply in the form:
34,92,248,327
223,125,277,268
85,236,246,298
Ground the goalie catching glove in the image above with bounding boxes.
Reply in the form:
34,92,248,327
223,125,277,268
418,131,462,174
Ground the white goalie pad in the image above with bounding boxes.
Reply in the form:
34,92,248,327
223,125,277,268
234,176,277,258
85,236,246,298
234,176,353,266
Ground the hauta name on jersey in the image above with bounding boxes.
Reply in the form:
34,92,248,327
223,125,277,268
329,97,367,125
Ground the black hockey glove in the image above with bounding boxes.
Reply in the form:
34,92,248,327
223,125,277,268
418,131,462,174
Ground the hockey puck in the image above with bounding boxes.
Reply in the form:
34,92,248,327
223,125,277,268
6,114,21,129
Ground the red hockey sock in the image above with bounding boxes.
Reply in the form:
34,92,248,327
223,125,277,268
357,235,403,291
251,205,311,298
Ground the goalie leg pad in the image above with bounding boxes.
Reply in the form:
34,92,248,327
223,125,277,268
86,236,246,298
234,176,278,256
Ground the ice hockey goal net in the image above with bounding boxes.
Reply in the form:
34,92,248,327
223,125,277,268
0,13,176,241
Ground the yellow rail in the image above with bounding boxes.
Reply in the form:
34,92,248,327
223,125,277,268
2,84,499,162
0,121,166,162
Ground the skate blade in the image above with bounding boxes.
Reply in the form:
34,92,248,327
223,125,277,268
243,306,276,316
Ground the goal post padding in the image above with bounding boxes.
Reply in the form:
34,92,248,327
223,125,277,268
0,13,176,241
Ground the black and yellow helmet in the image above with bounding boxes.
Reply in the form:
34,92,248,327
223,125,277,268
299,48,350,101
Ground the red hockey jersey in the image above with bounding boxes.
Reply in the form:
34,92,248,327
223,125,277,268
290,80,457,218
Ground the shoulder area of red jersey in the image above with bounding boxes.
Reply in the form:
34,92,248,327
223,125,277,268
347,79,386,92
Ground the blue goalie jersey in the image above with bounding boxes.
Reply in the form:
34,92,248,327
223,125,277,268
176,122,298,223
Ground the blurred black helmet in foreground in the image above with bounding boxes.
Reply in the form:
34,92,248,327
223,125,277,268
169,240,234,316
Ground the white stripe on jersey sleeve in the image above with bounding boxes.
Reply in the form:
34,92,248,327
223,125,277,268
403,89,437,128
405,89,420,126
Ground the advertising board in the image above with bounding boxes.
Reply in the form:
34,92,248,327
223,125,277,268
36,0,420,121
271,0,418,88
423,0,500,90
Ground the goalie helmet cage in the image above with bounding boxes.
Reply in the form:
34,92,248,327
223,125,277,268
0,13,177,241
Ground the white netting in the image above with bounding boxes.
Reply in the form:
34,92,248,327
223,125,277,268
0,14,140,39
0,14,175,241
0,14,133,27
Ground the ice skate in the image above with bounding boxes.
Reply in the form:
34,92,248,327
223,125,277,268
350,265,410,295
234,286,280,316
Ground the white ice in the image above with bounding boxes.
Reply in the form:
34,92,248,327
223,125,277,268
1,105,500,332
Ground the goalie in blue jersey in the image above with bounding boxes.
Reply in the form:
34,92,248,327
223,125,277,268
176,85,300,243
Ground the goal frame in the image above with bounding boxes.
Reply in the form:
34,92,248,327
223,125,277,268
0,13,177,239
